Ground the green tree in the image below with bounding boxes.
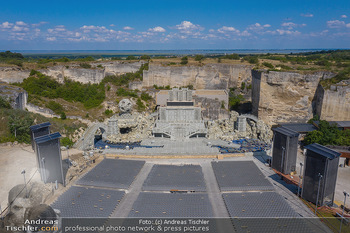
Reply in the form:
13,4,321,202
126,55,137,60
0,96,11,109
180,56,188,65
194,55,204,62
8,111,34,143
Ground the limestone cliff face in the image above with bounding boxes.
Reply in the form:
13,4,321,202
0,61,143,84
315,81,350,121
143,64,253,89
252,70,336,125
0,67,30,83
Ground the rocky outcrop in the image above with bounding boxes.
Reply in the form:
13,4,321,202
143,63,253,89
0,67,30,83
0,82,27,109
252,70,336,125
314,80,350,121
206,111,272,142
0,61,143,84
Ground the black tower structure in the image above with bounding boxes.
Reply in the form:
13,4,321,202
34,132,65,186
302,143,340,206
272,127,299,174
30,122,51,150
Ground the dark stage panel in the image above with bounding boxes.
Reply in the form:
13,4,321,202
211,161,274,191
128,192,213,217
223,192,327,233
142,164,206,191
51,186,124,217
76,159,145,189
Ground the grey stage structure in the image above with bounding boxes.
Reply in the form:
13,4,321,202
34,132,65,186
29,122,51,150
152,88,207,139
302,143,340,206
271,126,299,174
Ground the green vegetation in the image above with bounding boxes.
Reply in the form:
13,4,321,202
243,56,259,64
241,82,246,90
320,67,350,89
194,55,204,62
304,120,350,146
0,51,24,67
153,84,171,90
136,98,146,111
141,92,152,101
97,64,104,68
228,88,245,110
18,70,105,109
126,55,137,60
262,62,274,69
79,63,92,69
104,109,113,116
45,101,64,114
60,137,74,147
180,56,188,65
102,62,148,86
7,110,34,143
140,55,151,60
116,88,138,98
0,96,12,109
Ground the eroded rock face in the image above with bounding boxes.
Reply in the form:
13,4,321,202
252,70,337,125
107,112,155,142
118,99,133,114
206,110,273,142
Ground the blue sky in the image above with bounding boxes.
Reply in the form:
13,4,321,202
0,0,350,50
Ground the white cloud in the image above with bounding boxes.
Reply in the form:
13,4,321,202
341,15,347,18
148,26,166,32
218,26,239,33
327,20,346,28
46,37,56,41
0,21,13,29
123,26,134,30
110,24,116,27
301,13,314,17
16,21,27,26
247,23,271,31
175,21,204,34
281,22,306,30
276,29,301,35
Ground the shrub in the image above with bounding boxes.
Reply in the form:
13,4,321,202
79,63,92,69
61,137,74,147
45,101,64,115
104,109,113,116
180,56,188,65
141,92,152,101
262,62,274,69
0,96,11,109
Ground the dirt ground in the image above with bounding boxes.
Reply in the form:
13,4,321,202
0,144,40,212
0,144,85,214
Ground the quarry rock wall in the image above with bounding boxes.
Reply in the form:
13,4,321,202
314,82,350,121
143,63,253,89
252,70,337,125
0,67,30,83
0,61,143,84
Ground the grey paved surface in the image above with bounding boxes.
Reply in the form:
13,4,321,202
111,163,153,218
142,164,206,191
223,192,298,217
76,159,145,189
51,186,124,217
212,160,274,191
128,192,214,217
